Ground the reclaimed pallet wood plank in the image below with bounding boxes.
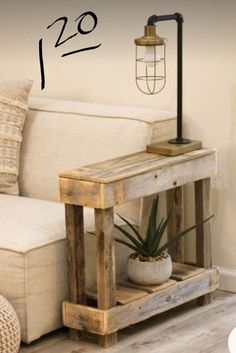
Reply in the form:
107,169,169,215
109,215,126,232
60,178,101,208
105,267,219,334
95,208,117,347
65,204,86,341
171,262,205,281
63,268,219,335
59,149,216,183
87,285,148,305
117,276,176,293
60,152,217,209
195,178,212,305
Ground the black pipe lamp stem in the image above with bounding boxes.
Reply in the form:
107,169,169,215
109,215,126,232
134,13,202,156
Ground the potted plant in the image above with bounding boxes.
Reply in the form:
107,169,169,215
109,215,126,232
115,196,213,286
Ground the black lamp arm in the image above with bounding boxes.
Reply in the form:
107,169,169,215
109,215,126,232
147,13,184,143
147,13,184,25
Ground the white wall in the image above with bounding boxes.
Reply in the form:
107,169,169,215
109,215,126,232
1,0,236,286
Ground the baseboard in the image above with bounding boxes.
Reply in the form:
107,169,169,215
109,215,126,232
218,266,236,293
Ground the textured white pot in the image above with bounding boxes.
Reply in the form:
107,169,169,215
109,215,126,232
127,254,172,285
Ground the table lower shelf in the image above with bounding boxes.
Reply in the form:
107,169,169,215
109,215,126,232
63,265,219,336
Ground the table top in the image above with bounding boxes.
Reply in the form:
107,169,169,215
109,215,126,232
59,148,216,184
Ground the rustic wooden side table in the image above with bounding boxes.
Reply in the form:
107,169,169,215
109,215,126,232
59,148,219,348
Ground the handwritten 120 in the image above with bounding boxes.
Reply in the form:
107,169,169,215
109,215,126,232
39,11,101,90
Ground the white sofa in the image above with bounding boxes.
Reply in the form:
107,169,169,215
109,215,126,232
0,97,175,343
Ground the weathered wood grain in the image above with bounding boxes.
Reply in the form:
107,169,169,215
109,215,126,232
65,205,86,340
195,178,212,268
60,152,165,182
105,267,219,334
101,152,216,208
63,268,219,335
166,187,184,262
117,277,176,294
59,148,215,183
60,178,101,207
86,285,148,305
195,178,212,305
171,262,205,281
60,152,217,209
95,208,117,347
63,302,105,335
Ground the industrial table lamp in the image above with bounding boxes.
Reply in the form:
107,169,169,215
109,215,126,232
135,12,202,156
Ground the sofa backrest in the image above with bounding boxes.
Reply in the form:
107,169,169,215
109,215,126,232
19,97,175,222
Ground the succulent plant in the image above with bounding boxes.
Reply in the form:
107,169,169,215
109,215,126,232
115,196,213,260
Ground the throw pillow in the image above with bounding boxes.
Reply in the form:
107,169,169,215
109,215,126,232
0,79,33,195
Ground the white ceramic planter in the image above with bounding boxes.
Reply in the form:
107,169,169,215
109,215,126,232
127,254,172,285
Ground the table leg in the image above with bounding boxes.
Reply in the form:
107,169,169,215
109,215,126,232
194,178,212,305
166,187,184,263
65,204,86,340
95,208,117,347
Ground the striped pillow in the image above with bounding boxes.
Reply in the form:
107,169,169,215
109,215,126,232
0,80,33,195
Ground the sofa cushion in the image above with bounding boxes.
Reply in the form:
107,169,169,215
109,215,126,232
0,194,130,343
0,80,32,195
20,97,175,204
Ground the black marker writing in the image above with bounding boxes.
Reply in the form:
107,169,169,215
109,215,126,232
38,39,45,90
39,11,101,90
47,16,78,47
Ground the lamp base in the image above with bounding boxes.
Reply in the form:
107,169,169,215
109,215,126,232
168,137,192,144
146,139,202,156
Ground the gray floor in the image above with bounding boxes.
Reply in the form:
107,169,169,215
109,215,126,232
20,290,236,353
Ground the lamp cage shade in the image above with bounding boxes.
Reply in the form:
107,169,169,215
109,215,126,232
135,25,167,95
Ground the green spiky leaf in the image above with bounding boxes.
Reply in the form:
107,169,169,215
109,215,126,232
156,215,214,256
117,214,145,245
114,224,148,254
115,238,150,257
149,208,173,256
145,196,159,249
